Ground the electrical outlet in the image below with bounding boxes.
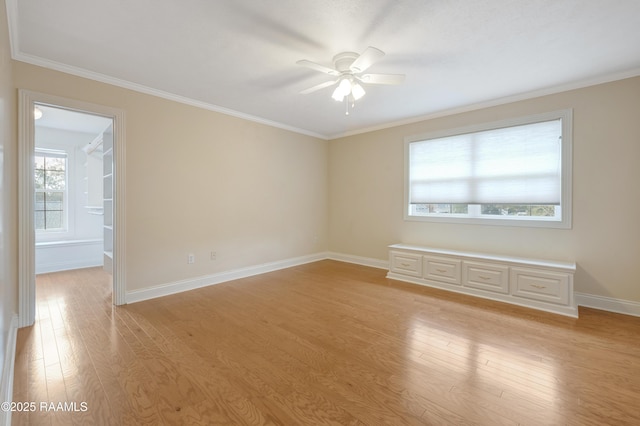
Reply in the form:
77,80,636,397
210,251,217,261
188,254,195,264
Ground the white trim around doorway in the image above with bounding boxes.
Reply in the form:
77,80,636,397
17,90,127,328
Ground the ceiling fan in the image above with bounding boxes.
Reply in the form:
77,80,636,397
297,46,405,113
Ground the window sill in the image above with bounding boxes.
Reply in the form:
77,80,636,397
405,214,571,229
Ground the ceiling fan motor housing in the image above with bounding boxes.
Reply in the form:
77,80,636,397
333,52,359,73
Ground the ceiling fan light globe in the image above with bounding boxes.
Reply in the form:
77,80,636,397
351,83,365,100
331,87,345,102
332,78,352,101
338,78,352,94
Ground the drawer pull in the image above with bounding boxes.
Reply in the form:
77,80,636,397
400,262,411,267
436,269,447,273
531,284,547,289
479,276,491,280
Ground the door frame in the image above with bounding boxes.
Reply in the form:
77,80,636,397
18,89,127,327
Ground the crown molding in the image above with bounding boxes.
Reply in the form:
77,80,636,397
7,0,640,142
328,67,640,140
18,45,640,142
10,50,329,140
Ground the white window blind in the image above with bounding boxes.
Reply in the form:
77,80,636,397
409,119,562,205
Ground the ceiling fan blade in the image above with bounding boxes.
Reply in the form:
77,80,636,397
359,73,406,85
299,80,337,94
296,60,340,76
350,46,385,73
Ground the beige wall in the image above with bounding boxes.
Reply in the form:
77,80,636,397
0,0,17,380
329,77,640,302
9,49,640,304
13,62,329,291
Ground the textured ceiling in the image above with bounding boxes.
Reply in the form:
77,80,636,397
8,0,640,139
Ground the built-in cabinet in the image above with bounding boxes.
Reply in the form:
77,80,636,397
102,125,114,274
387,244,577,317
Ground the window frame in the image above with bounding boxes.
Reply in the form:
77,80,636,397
404,109,573,229
34,148,70,235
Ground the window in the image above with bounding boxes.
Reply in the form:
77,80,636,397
35,149,68,231
405,110,572,228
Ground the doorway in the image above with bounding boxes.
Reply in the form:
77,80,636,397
18,90,126,328
34,105,111,275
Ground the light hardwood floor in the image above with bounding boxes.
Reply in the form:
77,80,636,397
11,261,640,425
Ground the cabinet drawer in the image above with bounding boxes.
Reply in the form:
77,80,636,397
390,252,423,277
463,261,509,294
511,267,570,305
424,256,461,285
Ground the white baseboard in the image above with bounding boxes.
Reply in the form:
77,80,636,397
330,252,640,319
125,250,640,319
36,259,103,275
575,292,640,317
326,252,389,270
126,252,331,304
1,314,19,426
